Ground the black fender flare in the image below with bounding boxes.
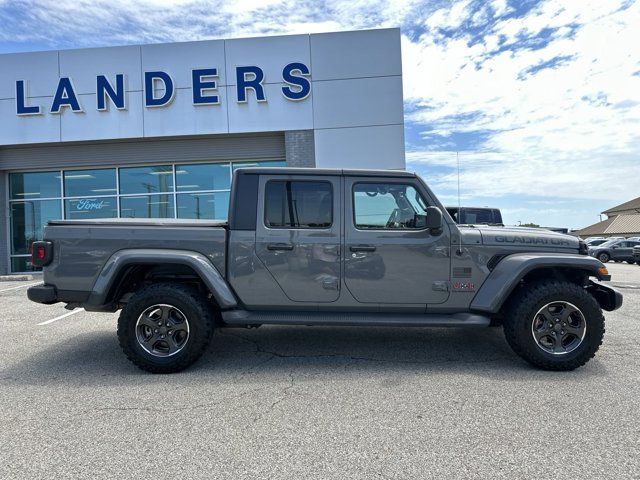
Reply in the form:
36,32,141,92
85,249,238,310
470,253,610,314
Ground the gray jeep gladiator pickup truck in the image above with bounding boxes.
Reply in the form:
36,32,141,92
28,168,622,373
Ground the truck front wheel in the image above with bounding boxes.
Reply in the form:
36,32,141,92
117,283,214,373
504,281,605,371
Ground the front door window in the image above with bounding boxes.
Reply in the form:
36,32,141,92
353,183,428,230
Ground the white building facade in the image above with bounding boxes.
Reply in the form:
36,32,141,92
0,28,405,273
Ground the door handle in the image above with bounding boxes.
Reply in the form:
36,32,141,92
350,245,376,253
267,243,294,251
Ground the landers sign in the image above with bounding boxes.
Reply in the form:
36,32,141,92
15,62,311,116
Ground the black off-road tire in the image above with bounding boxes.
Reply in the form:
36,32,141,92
598,252,610,263
503,280,605,371
117,283,215,373
626,260,636,264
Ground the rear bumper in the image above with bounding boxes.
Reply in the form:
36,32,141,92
27,285,91,306
587,281,623,312
27,284,57,304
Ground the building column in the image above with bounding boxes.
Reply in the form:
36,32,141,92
284,130,315,168
0,171,9,275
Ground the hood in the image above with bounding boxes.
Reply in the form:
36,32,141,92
459,225,580,250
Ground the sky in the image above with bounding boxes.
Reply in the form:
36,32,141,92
0,0,638,229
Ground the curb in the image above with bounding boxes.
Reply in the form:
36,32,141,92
0,274,42,282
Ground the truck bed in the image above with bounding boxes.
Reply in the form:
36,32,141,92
41,219,228,296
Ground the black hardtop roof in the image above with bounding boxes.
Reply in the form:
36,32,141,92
234,167,416,178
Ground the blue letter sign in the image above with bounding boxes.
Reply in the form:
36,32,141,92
192,68,219,105
50,77,82,114
144,71,175,107
281,62,311,101
236,66,266,103
15,80,41,115
97,74,126,110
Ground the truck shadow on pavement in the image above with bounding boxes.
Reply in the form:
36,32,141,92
1,325,605,385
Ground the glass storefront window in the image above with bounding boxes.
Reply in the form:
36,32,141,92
10,171,61,199
119,165,173,194
120,195,175,218
11,257,41,273
64,169,117,197
10,200,62,255
65,197,118,220
177,192,230,219
8,159,285,271
176,163,231,192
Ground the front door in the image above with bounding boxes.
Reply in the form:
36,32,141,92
255,174,341,303
343,177,451,305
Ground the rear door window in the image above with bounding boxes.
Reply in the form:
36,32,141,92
264,181,332,229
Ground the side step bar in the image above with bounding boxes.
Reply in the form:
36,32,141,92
221,310,491,328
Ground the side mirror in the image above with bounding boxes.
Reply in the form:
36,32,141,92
425,206,443,230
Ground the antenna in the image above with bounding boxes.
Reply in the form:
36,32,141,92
457,151,461,212
455,151,463,256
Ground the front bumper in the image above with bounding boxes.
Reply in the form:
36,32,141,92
27,284,57,304
587,281,623,312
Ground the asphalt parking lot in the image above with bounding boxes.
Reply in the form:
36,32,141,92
1,263,639,479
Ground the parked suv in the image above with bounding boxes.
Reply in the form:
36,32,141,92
585,237,608,247
28,168,621,373
589,239,640,263
633,245,640,264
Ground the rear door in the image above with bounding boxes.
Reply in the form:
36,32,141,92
255,174,341,303
343,177,451,305
619,241,640,261
612,241,632,261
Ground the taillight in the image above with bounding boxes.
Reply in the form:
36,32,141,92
31,241,53,267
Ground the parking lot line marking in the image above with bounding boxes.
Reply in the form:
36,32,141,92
38,309,84,326
0,282,42,293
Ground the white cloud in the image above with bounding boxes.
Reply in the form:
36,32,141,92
0,0,638,228
403,0,640,225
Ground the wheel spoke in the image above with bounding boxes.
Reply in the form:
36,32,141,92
160,306,171,321
143,332,160,346
565,323,583,337
138,315,158,330
560,304,579,322
540,309,555,323
169,321,188,333
164,336,181,355
532,326,549,342
553,334,566,354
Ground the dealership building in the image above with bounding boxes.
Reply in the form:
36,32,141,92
0,28,405,273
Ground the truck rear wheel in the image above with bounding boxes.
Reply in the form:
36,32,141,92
504,281,604,371
117,283,214,373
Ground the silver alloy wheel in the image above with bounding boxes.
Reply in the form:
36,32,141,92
531,301,587,355
135,304,190,357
